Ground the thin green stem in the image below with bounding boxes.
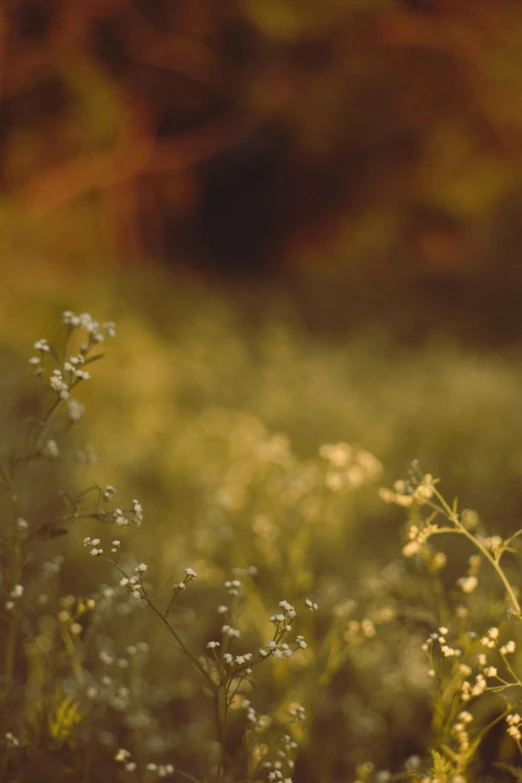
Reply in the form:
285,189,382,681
173,768,203,783
103,556,216,690
214,688,225,783
145,594,216,689
431,489,522,618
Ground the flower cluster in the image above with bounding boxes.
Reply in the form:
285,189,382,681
244,703,306,783
63,310,116,341
457,555,481,595
320,442,382,492
113,498,143,527
114,748,137,772
147,762,175,778
379,473,436,508
5,583,24,612
507,713,522,741
223,651,253,666
422,627,462,664
378,467,522,778
3,309,329,783
119,565,148,601
28,311,115,416
402,521,440,558
5,732,20,748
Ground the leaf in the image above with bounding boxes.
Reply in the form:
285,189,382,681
493,763,522,782
37,522,69,539
47,693,83,748
429,749,453,783
49,344,62,367
59,490,78,512
82,353,105,367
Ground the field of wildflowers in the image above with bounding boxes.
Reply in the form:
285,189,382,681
1,271,522,782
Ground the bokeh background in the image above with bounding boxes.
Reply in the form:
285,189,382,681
3,0,522,339
2,1,522,781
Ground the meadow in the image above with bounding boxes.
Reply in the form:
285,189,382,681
1,270,522,783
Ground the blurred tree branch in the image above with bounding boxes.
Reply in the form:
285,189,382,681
7,0,248,219
3,0,236,97
22,107,253,215
376,9,522,157
120,2,238,93
3,0,522,280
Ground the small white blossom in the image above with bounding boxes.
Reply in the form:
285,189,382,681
68,398,85,422
458,576,478,594
289,704,306,720
49,370,70,399
113,509,128,527
5,732,20,747
221,625,240,638
402,540,421,557
132,499,143,526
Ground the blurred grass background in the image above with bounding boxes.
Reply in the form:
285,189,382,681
2,0,522,780
2,267,522,780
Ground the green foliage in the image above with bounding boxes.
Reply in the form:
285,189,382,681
47,694,83,748
429,750,453,783
1,285,522,781
495,763,522,782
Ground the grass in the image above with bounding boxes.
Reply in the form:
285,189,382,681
1,271,522,782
